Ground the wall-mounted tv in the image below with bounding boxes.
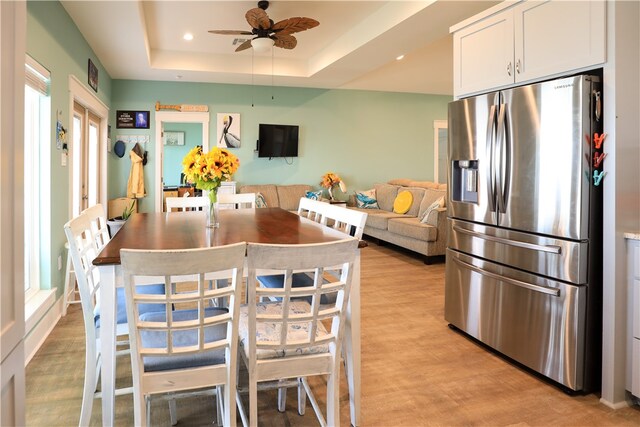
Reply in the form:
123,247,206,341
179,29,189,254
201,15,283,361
258,124,299,158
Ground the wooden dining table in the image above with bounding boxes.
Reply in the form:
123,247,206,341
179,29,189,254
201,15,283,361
93,207,362,426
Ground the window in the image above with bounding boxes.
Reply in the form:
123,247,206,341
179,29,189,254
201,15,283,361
433,120,448,184
24,55,50,296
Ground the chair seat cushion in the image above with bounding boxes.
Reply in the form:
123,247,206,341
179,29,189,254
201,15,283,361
138,307,229,372
94,283,166,329
239,301,329,360
257,273,336,304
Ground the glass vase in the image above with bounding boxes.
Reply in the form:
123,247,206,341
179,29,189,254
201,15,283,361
327,186,334,201
206,188,220,228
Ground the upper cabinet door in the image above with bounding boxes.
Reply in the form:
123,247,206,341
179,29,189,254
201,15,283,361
453,10,514,98
514,0,606,83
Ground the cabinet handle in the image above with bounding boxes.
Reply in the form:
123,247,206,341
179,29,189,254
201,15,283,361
516,59,521,74
507,62,512,76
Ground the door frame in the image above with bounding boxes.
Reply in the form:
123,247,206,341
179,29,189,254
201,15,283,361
67,75,108,219
154,111,210,212
433,119,448,184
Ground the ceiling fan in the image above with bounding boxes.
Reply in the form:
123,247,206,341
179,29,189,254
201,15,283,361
208,1,320,52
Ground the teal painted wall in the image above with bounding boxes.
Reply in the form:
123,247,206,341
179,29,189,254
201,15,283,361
111,81,451,212
27,1,112,296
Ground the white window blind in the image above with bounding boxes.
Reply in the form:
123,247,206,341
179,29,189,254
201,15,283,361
25,54,50,96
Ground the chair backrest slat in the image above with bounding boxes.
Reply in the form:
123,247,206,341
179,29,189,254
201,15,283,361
297,197,327,222
165,196,209,212
321,203,367,240
218,192,256,209
246,239,358,355
121,243,245,358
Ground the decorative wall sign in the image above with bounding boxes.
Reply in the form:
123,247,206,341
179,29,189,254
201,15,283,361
217,113,241,148
88,58,98,92
116,110,150,129
163,131,185,146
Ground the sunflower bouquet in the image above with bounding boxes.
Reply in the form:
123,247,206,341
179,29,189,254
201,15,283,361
320,172,346,200
182,146,240,203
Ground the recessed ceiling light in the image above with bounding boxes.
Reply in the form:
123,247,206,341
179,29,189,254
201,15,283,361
183,33,194,41
176,75,183,79
396,54,405,61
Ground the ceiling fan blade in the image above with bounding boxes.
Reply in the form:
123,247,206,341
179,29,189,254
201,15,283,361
272,17,319,35
273,34,297,50
208,30,253,35
235,39,253,52
246,7,271,30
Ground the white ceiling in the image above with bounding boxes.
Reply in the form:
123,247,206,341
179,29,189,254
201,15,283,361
61,1,499,95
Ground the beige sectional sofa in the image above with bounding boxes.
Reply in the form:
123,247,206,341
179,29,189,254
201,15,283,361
348,179,447,263
238,184,313,212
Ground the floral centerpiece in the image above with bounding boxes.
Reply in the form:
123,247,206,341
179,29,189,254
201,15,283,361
320,172,346,201
182,146,239,227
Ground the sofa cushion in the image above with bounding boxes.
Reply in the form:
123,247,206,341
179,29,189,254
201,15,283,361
374,183,399,212
240,185,279,208
418,189,447,218
277,185,313,211
351,207,405,230
355,189,380,209
388,217,438,242
387,178,414,187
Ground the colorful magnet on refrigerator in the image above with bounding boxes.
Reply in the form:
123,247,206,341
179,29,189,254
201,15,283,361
593,152,607,168
593,170,606,186
593,133,606,149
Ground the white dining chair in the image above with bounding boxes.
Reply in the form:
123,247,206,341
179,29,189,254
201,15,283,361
297,197,326,222
165,196,209,212
320,203,368,240
120,242,246,427
63,204,167,426
218,192,256,209
238,238,359,427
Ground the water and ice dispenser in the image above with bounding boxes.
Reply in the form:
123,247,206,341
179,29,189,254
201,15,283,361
451,160,478,203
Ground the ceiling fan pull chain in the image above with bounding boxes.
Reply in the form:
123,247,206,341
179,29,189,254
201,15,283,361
271,48,274,101
251,49,255,107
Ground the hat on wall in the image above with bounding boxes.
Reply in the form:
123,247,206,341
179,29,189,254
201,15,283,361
113,140,126,158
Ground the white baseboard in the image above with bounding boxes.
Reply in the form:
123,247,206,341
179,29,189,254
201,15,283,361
24,294,62,366
599,396,630,410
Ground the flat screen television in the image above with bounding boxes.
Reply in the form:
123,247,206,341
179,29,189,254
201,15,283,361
258,124,299,158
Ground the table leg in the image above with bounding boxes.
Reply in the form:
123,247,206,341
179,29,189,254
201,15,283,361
100,265,117,427
344,249,361,426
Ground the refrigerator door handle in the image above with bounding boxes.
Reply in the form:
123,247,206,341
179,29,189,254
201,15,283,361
451,256,561,297
452,225,562,254
486,104,497,213
495,102,507,214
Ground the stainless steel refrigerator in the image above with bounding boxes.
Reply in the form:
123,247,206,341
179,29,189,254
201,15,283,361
445,74,603,392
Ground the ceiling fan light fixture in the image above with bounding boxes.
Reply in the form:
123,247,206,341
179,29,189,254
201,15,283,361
183,33,194,41
252,37,274,53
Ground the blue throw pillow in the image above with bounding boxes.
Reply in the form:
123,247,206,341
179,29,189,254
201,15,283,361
305,190,322,200
355,189,379,209
255,192,268,208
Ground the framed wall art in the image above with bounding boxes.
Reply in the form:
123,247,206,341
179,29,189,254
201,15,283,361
88,58,98,92
163,131,185,146
217,113,240,148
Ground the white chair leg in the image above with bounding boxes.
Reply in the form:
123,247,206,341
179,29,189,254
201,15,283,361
297,377,306,416
249,378,258,427
277,383,287,412
169,396,177,426
216,385,224,426
79,344,96,427
145,395,151,427
326,367,340,427
62,247,74,317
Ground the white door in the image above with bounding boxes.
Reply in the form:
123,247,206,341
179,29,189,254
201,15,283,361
72,102,101,217
0,2,26,425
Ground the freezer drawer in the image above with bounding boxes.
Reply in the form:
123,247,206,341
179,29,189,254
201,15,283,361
445,249,588,391
448,218,588,284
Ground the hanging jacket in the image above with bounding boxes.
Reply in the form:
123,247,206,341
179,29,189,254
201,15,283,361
127,143,145,198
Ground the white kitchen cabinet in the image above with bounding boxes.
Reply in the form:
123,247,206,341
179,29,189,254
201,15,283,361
452,0,606,98
627,235,640,401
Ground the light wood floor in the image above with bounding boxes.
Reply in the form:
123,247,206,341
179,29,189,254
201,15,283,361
26,241,640,426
